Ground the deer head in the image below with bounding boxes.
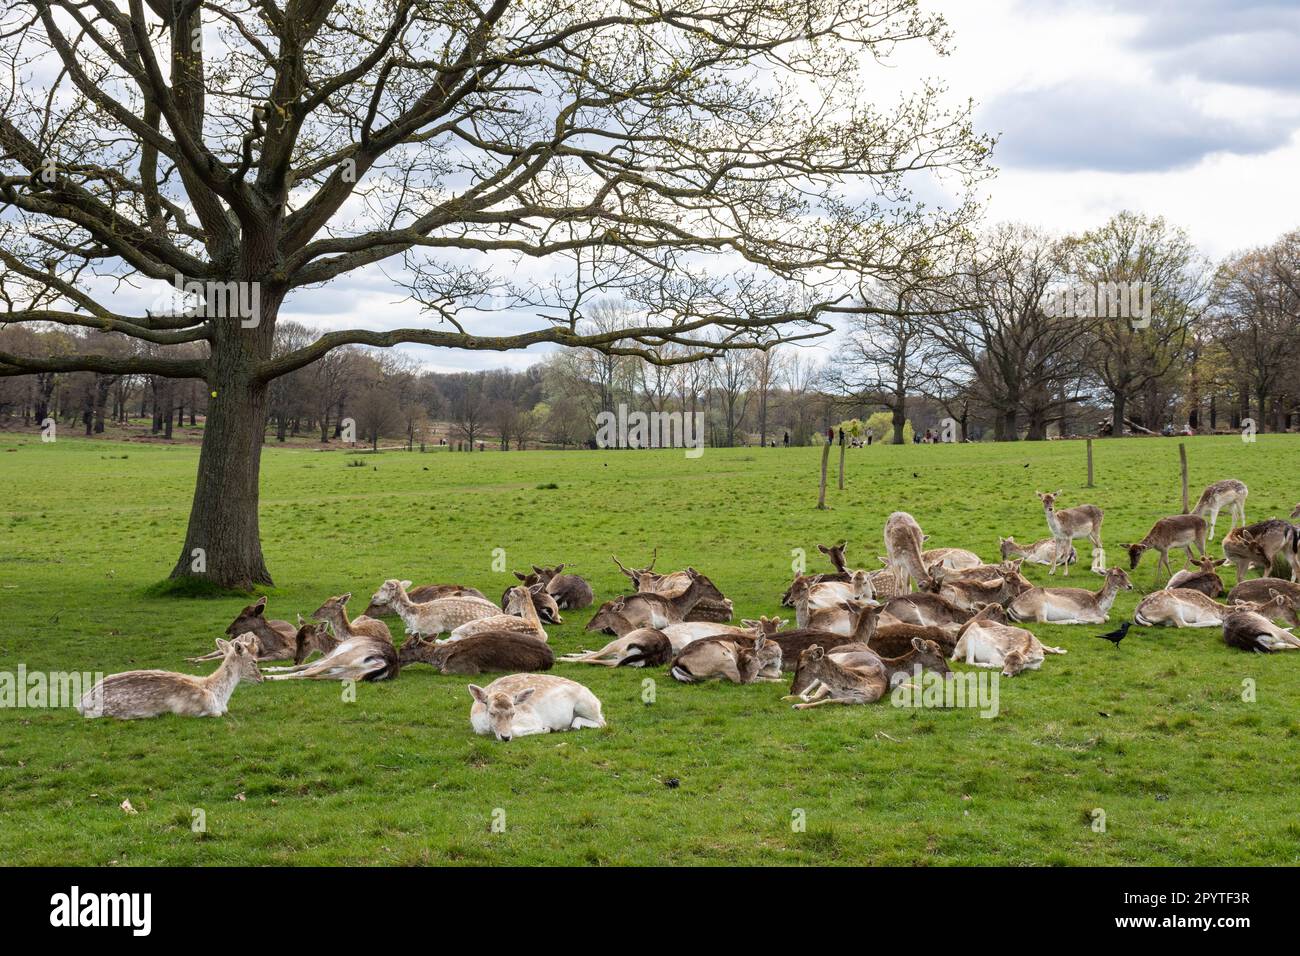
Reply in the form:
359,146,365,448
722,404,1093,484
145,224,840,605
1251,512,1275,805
225,596,269,636
468,683,536,742
218,636,264,683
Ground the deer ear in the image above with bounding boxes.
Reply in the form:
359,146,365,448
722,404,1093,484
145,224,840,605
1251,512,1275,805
253,597,267,614
531,565,544,575
297,613,305,625
234,641,248,656
514,571,528,581
400,580,412,589
215,638,231,652
340,592,351,604
467,684,488,705
809,646,825,660
513,688,536,705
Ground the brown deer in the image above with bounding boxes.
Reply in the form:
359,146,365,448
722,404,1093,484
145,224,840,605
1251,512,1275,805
529,564,594,610
670,633,782,684
498,574,563,624
1123,514,1208,582
1037,490,1104,575
1222,599,1300,652
1191,479,1248,540
1007,567,1134,624
363,583,488,618
937,565,1033,611
218,597,297,659
611,553,733,622
398,632,554,675
78,638,263,719
922,548,982,574
585,569,712,634
1166,555,1226,598
556,627,676,667
311,593,394,644
783,638,949,708
780,542,856,605
876,592,974,628
1223,520,1298,584
884,511,932,592
1227,579,1300,627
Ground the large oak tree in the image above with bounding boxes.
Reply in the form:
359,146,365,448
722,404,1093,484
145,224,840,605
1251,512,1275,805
0,0,988,587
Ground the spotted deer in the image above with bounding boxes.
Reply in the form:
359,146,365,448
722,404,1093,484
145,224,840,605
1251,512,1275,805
367,580,498,638
449,585,549,642
884,511,933,593
468,674,605,741
78,638,263,719
1123,514,1208,582
1191,479,1248,540
999,535,1077,568
1037,490,1104,575
363,583,489,618
1007,567,1133,624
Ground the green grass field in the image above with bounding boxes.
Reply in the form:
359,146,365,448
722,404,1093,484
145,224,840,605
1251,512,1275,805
2,433,1298,865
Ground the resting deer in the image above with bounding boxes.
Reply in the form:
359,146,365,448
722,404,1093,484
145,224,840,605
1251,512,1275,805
263,631,399,682
793,570,873,627
1222,600,1300,652
670,633,783,684
1227,579,1300,627
556,627,675,667
216,597,297,659
884,511,933,592
310,593,394,644
950,606,1066,676
657,616,785,652
1007,567,1134,624
931,559,1027,587
468,674,605,741
877,592,975,629
367,580,498,638
585,569,712,634
363,583,489,618
1223,520,1298,584
529,564,594,610
783,638,949,708
1037,490,1104,575
398,632,554,675
999,535,1077,568
1166,556,1226,598
1191,479,1248,540
780,542,857,605
1123,514,1208,582
449,585,549,642
922,548,982,574
611,553,734,622
868,617,965,659
1133,588,1231,628
937,565,1033,611
77,637,263,719
762,604,883,668
498,575,562,624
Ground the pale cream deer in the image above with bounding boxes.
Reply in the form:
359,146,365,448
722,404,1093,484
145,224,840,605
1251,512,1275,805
468,674,605,741
1133,588,1230,628
1191,479,1248,540
949,610,1066,676
1007,567,1133,624
78,638,263,719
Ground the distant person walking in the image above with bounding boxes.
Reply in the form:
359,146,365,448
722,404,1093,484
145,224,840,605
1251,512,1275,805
783,431,789,447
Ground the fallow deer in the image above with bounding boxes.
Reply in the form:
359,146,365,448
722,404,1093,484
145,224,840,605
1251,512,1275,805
780,542,856,606
658,616,785,652
1166,556,1226,598
311,593,394,644
922,547,982,574
468,674,605,741
936,565,1033,612
1191,479,1248,540
760,604,882,668
220,597,297,658
363,583,489,618
449,585,549,642
1133,588,1231,628
556,627,676,667
262,630,399,682
398,632,554,675
999,535,1077,568
670,633,783,684
530,564,595,610
884,511,932,592
585,569,712,634
1222,601,1300,653
498,575,563,625
783,638,949,708
367,581,498,638
1123,514,1208,582
877,592,974,628
611,553,734,621
1007,566,1133,625
1223,520,1298,584
792,570,873,627
1036,490,1104,575
1226,579,1300,627
78,638,263,719
949,608,1066,676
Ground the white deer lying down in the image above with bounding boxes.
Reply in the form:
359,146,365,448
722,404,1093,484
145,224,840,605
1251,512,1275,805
1007,567,1133,624
77,637,263,719
1133,588,1230,628
950,607,1066,676
468,674,605,741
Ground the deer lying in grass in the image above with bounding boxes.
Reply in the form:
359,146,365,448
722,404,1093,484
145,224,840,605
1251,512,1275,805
868,619,965,659
922,548,982,574
215,597,297,659
363,583,489,618
783,638,949,708
450,586,549,642
1222,599,1300,652
1223,520,1298,584
1227,579,1300,627
791,571,872,627
780,542,857,605
876,592,974,628
585,569,711,634
1133,588,1231,628
1123,514,1208,582
290,616,338,665
468,674,605,741
936,564,1033,611
1007,567,1134,624
671,633,783,684
1167,556,1226,597
950,606,1066,676
1037,490,1104,575
78,638,263,719
1192,479,1248,540
261,594,397,681
528,564,594,610
367,580,498,638
498,575,562,624
556,628,675,667
999,535,1077,567
398,632,554,675
611,553,734,621
660,616,784,652
884,511,933,592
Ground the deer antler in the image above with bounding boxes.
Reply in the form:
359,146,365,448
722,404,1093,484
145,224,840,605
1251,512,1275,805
645,547,658,572
610,554,637,580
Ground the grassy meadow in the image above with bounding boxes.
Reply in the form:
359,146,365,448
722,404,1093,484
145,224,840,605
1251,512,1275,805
1,432,1298,866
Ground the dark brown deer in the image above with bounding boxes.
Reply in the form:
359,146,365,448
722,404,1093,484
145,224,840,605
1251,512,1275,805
1166,555,1226,598
497,574,563,624
397,632,554,675
530,564,594,610
585,568,713,634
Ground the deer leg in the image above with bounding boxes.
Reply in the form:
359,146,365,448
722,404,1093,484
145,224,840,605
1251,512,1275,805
794,696,857,709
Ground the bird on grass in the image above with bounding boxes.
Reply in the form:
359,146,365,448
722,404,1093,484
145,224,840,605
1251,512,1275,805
1095,621,1131,648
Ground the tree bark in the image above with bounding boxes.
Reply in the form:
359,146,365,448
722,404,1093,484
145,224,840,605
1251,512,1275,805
1111,392,1126,438
891,402,906,444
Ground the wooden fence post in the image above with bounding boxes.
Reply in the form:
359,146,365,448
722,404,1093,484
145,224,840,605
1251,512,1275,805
817,440,831,509
1086,438,1094,488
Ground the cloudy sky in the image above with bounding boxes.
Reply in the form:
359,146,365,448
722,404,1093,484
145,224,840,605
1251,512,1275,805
276,0,1300,372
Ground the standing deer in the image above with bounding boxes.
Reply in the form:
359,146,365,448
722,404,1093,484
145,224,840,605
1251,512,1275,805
884,511,932,593
468,674,605,741
1007,567,1134,624
78,638,263,719
1123,514,1208,582
1036,490,1104,575
1191,479,1248,540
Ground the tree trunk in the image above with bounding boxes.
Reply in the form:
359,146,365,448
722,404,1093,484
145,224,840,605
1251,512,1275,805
1110,392,1126,438
891,403,906,444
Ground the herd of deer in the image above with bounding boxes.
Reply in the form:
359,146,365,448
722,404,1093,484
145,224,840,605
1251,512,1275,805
76,478,1300,733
